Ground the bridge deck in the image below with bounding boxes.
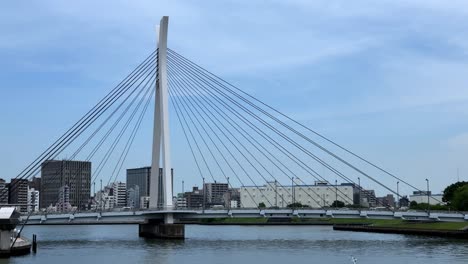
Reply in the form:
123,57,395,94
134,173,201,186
22,209,467,225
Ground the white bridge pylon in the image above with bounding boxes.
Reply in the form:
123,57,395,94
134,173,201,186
149,16,173,210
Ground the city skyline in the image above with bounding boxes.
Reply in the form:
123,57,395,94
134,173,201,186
1,1,468,197
1,2,468,262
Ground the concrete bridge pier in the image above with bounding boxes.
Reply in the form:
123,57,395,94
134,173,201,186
0,230,12,255
138,215,185,239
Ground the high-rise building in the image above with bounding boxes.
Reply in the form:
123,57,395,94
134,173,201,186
204,182,228,207
57,185,71,212
175,193,187,209
112,182,127,208
27,187,40,212
41,160,91,210
0,178,9,204
184,187,204,209
8,178,28,213
126,167,174,208
126,167,151,206
127,167,151,196
29,176,41,192
127,186,140,208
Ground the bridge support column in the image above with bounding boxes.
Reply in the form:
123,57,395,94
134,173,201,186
138,220,184,239
0,230,12,255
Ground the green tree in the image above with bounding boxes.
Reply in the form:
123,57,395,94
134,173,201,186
258,202,266,208
331,200,345,208
452,185,468,211
409,201,418,208
287,202,304,208
443,181,468,204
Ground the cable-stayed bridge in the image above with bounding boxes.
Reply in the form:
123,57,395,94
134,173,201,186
4,16,467,239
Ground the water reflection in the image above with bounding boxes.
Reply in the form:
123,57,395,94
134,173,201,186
7,225,467,264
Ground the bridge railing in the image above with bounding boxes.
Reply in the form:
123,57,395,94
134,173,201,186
21,206,467,217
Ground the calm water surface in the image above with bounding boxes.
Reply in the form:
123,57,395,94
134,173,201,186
2,225,467,264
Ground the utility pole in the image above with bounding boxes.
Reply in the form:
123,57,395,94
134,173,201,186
182,180,184,194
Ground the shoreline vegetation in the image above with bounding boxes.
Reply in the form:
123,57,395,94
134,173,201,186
185,217,468,238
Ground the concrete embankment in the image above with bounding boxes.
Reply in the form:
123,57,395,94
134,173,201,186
333,224,468,239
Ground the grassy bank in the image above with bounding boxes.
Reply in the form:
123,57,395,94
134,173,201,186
198,217,467,231
200,217,269,224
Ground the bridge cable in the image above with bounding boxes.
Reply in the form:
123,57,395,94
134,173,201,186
168,56,392,209
3,51,158,202
169,67,328,208
167,53,395,209
167,59,354,207
168,50,423,195
168,56,362,208
168,68,325,208
169,77,262,209
11,50,157,182
168,49,423,202
106,78,156,187
43,67,157,211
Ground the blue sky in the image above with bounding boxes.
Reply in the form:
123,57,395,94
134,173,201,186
1,1,468,196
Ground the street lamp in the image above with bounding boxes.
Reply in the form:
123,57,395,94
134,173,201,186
397,181,399,210
227,177,230,210
202,177,206,213
358,177,361,209
292,177,295,207
335,179,338,209
275,180,278,208
425,179,430,214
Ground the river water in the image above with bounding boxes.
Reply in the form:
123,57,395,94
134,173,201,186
2,225,467,264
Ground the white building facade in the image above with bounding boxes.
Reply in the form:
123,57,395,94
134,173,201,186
27,187,40,212
409,191,444,205
140,196,150,209
240,181,357,208
127,186,140,208
112,182,127,208
96,188,115,210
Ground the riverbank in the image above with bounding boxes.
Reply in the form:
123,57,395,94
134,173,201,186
333,224,468,239
193,217,467,228
186,217,468,238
